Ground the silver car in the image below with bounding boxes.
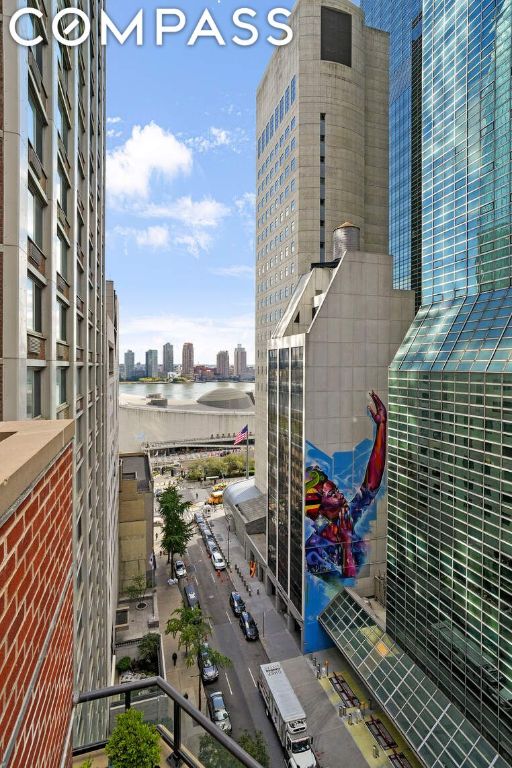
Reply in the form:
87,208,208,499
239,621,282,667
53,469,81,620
174,560,187,578
207,691,232,734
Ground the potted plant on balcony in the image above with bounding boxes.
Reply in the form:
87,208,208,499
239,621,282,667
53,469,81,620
105,708,159,768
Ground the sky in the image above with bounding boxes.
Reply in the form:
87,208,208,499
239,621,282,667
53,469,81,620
105,0,294,366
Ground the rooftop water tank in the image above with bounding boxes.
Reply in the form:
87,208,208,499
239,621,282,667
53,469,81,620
333,222,360,259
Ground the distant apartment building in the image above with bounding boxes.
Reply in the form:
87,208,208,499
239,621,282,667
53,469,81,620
145,349,158,378
0,421,74,767
234,343,247,377
124,349,135,380
163,342,174,374
118,454,154,592
254,0,389,495
105,282,119,653
216,350,230,379
182,342,194,377
0,1,117,745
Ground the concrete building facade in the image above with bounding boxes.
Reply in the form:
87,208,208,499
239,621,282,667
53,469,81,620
266,226,414,650
0,0,116,744
234,343,247,377
0,420,74,767
255,0,389,496
216,349,229,379
145,349,158,378
163,342,173,375
118,453,154,592
182,342,194,378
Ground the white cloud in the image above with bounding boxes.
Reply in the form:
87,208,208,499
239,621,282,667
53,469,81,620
120,312,255,365
141,196,230,228
107,122,192,199
210,265,253,278
113,225,170,249
234,192,255,218
173,232,213,258
107,129,123,139
186,126,248,154
107,116,122,124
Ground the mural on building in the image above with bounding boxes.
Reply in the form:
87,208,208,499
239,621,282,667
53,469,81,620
304,391,387,651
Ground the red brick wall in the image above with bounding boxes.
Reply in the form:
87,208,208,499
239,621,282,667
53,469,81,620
0,444,74,767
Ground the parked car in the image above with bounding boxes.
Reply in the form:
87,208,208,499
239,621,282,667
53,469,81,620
229,591,246,617
239,611,259,641
197,643,219,683
207,540,219,556
184,584,200,610
194,512,204,525
211,551,226,571
207,691,232,734
174,560,187,578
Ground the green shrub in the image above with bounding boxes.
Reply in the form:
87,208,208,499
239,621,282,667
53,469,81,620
105,708,159,768
116,656,132,673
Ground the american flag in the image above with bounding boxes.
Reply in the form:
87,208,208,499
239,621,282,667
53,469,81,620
234,425,248,445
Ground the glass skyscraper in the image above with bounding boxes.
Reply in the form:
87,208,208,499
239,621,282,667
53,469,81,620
361,0,423,309
387,0,512,762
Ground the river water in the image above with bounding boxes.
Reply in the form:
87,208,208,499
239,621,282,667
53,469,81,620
119,380,255,402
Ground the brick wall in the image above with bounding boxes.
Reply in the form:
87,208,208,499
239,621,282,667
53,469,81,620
0,444,74,767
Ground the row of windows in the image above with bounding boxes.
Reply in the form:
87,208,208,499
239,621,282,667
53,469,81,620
257,76,296,159
257,200,296,261
257,134,297,198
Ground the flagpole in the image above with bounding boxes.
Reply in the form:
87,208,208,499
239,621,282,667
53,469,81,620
246,429,249,480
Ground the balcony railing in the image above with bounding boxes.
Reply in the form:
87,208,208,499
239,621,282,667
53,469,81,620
27,238,46,275
56,342,69,362
27,332,46,360
57,204,71,237
72,676,262,768
28,142,47,190
56,272,70,299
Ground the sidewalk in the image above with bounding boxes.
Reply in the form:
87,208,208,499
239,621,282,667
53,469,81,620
207,506,300,662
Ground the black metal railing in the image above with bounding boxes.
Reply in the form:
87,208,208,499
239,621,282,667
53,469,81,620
73,676,262,768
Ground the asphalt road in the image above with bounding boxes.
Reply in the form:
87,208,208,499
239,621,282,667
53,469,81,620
184,528,285,767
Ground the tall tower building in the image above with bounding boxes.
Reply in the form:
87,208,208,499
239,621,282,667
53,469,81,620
0,0,117,744
145,349,158,378
234,343,247,377
216,349,229,379
182,342,194,377
320,2,512,767
361,0,423,310
254,0,389,496
163,342,174,374
124,349,135,380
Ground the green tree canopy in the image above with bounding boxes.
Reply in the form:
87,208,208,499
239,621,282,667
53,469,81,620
198,730,269,768
126,573,147,606
137,632,160,672
165,605,231,710
158,484,194,566
105,708,159,768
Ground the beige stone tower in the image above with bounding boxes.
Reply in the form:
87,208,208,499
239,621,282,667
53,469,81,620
255,0,389,495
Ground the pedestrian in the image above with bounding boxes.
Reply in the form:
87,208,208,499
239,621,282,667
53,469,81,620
196,492,198,500
184,692,189,700
172,652,178,667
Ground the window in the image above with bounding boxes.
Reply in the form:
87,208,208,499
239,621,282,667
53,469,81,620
27,368,42,418
58,300,67,342
56,165,68,215
27,187,43,247
56,367,67,405
26,276,42,332
28,90,44,159
58,234,68,280
56,98,69,151
291,76,296,103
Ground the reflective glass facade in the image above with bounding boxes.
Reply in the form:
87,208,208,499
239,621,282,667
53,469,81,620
422,0,512,303
320,590,511,768
267,345,304,611
361,0,422,308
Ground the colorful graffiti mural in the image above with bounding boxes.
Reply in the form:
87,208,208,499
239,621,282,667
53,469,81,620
304,391,387,651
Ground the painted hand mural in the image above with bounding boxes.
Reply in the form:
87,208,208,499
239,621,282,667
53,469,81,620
304,391,387,580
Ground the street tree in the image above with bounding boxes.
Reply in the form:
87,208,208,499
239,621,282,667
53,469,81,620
126,573,147,608
198,730,269,768
159,485,194,566
137,632,160,672
165,605,231,710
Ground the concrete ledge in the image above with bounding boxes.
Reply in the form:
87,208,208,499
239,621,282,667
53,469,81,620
0,420,74,516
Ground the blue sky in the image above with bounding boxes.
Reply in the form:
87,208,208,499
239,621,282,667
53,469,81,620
105,0,294,365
